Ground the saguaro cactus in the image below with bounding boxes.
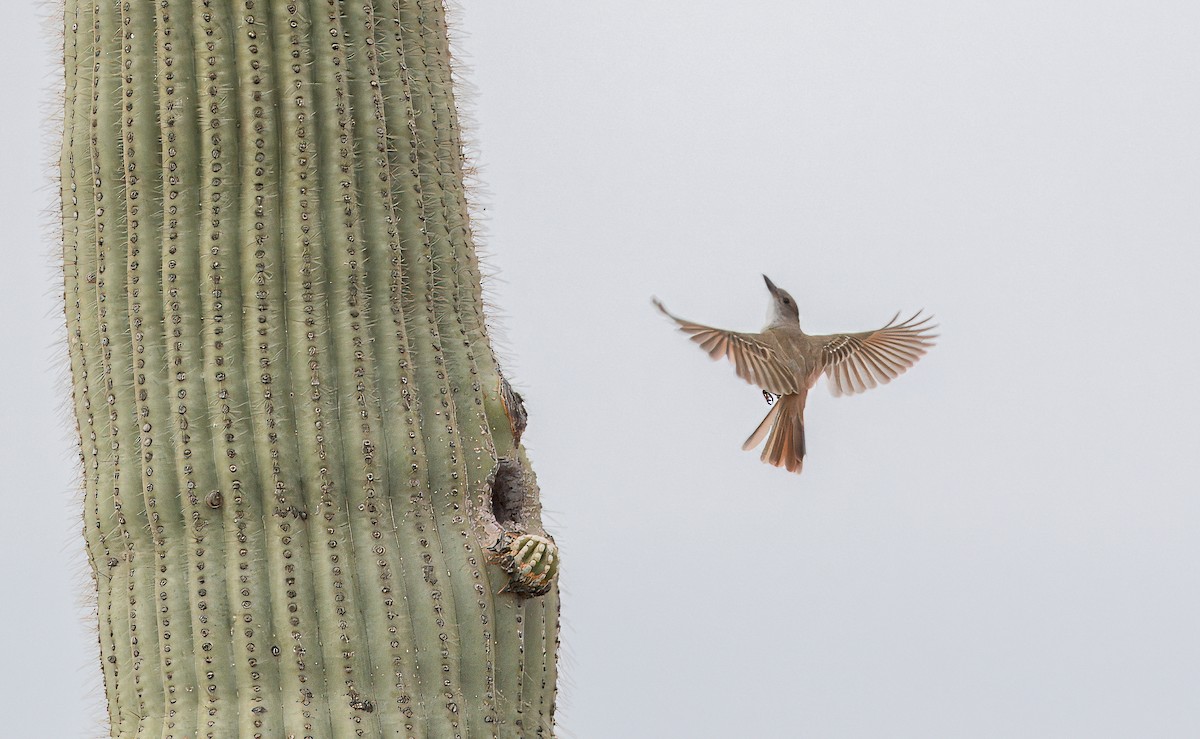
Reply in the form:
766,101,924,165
60,1,559,736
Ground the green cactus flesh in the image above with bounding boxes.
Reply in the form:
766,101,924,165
60,1,560,736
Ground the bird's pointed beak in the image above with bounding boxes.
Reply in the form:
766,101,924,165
763,274,780,296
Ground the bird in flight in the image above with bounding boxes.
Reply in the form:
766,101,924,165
654,275,937,473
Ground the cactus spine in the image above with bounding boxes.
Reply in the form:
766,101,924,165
61,1,560,736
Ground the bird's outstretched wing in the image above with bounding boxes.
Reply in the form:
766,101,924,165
653,298,800,395
817,311,937,397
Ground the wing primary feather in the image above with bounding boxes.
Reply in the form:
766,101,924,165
859,346,899,381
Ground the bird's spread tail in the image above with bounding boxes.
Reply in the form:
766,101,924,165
742,392,807,473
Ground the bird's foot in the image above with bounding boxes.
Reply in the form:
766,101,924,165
763,390,777,406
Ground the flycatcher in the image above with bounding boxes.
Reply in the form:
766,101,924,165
654,275,937,473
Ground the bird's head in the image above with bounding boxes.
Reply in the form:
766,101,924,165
763,274,800,327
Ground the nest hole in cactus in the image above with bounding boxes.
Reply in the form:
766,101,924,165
489,457,526,528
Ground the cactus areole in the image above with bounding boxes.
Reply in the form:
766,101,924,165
60,1,560,736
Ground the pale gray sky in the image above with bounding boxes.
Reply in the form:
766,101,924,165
5,1,1200,737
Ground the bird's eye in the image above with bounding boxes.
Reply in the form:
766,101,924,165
783,298,792,305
